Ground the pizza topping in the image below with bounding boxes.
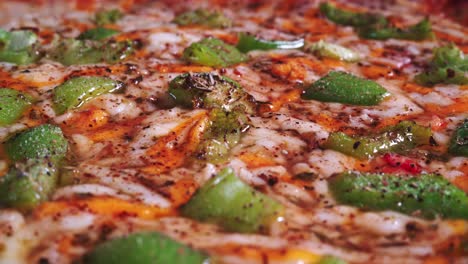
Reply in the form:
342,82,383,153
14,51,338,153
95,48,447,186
84,232,208,264
236,32,304,53
318,255,347,264
0,159,59,211
181,167,284,233
301,71,389,105
414,43,468,86
329,172,468,220
168,73,254,162
0,29,40,64
449,119,468,157
168,73,255,113
320,2,433,41
52,76,124,115
183,37,248,67
78,27,120,41
48,38,135,66
0,88,33,126
322,121,432,160
4,124,68,163
305,40,360,62
94,9,124,26
173,8,232,28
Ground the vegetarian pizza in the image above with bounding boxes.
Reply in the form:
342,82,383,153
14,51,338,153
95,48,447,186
0,0,467,263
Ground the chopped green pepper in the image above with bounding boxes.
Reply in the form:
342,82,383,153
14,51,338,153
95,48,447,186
183,38,248,67
0,29,40,64
319,2,388,28
358,18,434,41
449,119,468,157
0,159,58,210
78,27,120,41
0,88,33,126
168,73,255,113
323,121,432,160
305,40,360,62
414,44,468,86
320,3,433,41
236,32,304,53
302,71,389,106
173,8,232,28
181,167,284,233
318,255,347,264
168,73,255,162
84,232,208,264
196,108,249,163
49,38,135,66
95,9,124,26
329,172,468,219
52,76,124,115
4,124,68,163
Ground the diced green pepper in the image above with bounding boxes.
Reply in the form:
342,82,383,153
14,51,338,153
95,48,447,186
320,3,433,41
318,255,347,264
305,40,360,62
84,232,208,264
168,73,255,113
4,124,68,163
78,27,120,41
52,76,124,115
236,33,304,53
173,8,232,28
449,119,468,157
0,29,40,65
181,168,284,233
329,172,468,219
183,38,248,67
319,2,388,28
302,71,389,106
323,121,432,160
0,159,58,210
95,9,124,26
196,109,248,163
0,88,33,126
49,38,134,66
414,44,468,86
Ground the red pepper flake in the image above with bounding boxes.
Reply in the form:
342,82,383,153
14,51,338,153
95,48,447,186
383,153,422,175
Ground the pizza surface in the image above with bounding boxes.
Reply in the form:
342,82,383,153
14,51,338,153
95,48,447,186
0,0,467,263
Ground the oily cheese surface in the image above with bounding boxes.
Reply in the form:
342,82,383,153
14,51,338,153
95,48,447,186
0,0,467,263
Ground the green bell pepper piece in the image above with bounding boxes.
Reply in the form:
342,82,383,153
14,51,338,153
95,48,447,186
0,88,33,126
358,18,434,41
318,255,347,264
449,119,468,157
52,76,124,115
95,9,124,26
329,172,468,219
173,8,232,28
181,168,284,233
168,73,255,113
302,71,389,105
49,38,134,66
319,2,388,28
4,124,68,163
84,232,208,264
0,159,58,210
183,38,248,67
196,108,249,163
414,44,468,86
78,27,120,41
0,29,40,64
236,32,304,53
323,121,432,160
305,40,360,62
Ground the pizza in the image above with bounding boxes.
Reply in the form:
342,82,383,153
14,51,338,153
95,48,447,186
0,0,467,263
